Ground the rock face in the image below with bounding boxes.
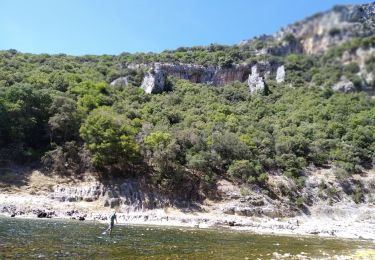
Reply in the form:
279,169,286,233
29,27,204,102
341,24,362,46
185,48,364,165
248,65,265,94
214,179,292,218
212,167,375,221
276,65,286,83
110,77,128,86
127,3,375,94
275,3,375,54
51,180,172,212
102,180,171,211
51,182,103,202
267,37,304,56
332,77,356,92
141,64,167,94
140,62,281,94
141,63,249,94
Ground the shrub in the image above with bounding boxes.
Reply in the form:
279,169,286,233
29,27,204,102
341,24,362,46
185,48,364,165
352,185,364,204
277,182,291,196
295,196,306,208
227,160,261,183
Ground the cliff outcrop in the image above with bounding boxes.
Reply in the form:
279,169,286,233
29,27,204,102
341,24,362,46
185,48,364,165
140,62,284,94
275,3,375,54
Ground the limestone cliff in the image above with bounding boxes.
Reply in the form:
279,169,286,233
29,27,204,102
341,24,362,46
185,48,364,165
140,62,283,94
275,3,375,54
114,2,375,94
110,76,128,86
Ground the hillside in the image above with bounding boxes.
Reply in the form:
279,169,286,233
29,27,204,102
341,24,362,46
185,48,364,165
0,2,375,232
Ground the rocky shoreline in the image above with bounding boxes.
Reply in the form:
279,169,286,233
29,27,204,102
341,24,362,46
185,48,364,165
1,168,375,241
1,193,375,241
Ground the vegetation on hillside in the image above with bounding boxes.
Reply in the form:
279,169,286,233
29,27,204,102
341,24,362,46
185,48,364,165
0,36,374,198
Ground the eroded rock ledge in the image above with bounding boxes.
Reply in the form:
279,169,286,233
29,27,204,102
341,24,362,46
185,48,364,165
136,61,285,94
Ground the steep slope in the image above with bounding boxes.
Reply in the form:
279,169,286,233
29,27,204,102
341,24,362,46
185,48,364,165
119,2,375,94
0,2,375,236
275,3,375,54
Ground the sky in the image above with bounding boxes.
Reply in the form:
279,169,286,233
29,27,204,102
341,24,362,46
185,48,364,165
0,0,371,55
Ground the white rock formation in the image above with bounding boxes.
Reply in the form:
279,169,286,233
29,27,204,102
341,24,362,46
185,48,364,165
110,76,128,86
332,77,356,92
248,65,265,93
275,3,375,54
141,64,166,94
138,61,280,94
276,65,286,83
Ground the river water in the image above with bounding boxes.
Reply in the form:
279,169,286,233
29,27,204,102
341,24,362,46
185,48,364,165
0,217,374,259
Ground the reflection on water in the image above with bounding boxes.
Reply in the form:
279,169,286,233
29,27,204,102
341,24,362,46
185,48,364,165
0,217,373,259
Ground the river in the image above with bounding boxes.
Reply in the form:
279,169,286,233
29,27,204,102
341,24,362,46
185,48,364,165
0,217,374,259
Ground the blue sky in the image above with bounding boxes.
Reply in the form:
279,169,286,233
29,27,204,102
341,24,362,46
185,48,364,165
0,0,370,55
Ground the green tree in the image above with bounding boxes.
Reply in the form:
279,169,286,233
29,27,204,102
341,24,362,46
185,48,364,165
80,107,139,170
227,160,263,184
48,94,80,143
0,84,52,160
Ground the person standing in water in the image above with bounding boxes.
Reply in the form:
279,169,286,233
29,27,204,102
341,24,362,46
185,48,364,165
105,211,117,236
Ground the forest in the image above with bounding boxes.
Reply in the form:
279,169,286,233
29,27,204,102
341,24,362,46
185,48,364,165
0,36,374,198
